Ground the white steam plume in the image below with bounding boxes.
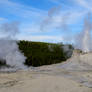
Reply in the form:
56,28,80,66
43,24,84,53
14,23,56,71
41,7,92,52
75,13,92,52
0,22,26,70
40,6,61,31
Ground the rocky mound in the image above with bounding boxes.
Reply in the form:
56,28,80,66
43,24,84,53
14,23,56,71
59,50,92,70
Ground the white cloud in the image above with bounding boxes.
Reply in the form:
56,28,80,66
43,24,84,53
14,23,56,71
0,0,91,43
75,0,92,11
17,34,64,43
53,10,86,25
40,5,87,32
0,0,47,19
21,23,42,34
0,17,6,21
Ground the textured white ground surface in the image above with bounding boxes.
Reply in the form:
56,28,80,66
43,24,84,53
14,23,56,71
0,50,92,92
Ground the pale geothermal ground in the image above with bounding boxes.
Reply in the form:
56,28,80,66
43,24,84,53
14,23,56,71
0,50,92,92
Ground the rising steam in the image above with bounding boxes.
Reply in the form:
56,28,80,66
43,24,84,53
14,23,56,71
41,6,92,52
0,22,26,70
75,14,92,52
40,6,61,31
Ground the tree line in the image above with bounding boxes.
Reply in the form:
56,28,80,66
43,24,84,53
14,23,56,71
18,41,73,67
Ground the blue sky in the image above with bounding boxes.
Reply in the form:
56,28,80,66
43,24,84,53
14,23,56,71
0,0,92,43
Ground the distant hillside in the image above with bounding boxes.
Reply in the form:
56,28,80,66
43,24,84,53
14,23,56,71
18,41,74,67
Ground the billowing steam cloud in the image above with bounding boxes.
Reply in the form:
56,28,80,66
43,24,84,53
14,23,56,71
75,13,92,52
40,6,61,31
41,5,92,52
0,22,26,70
